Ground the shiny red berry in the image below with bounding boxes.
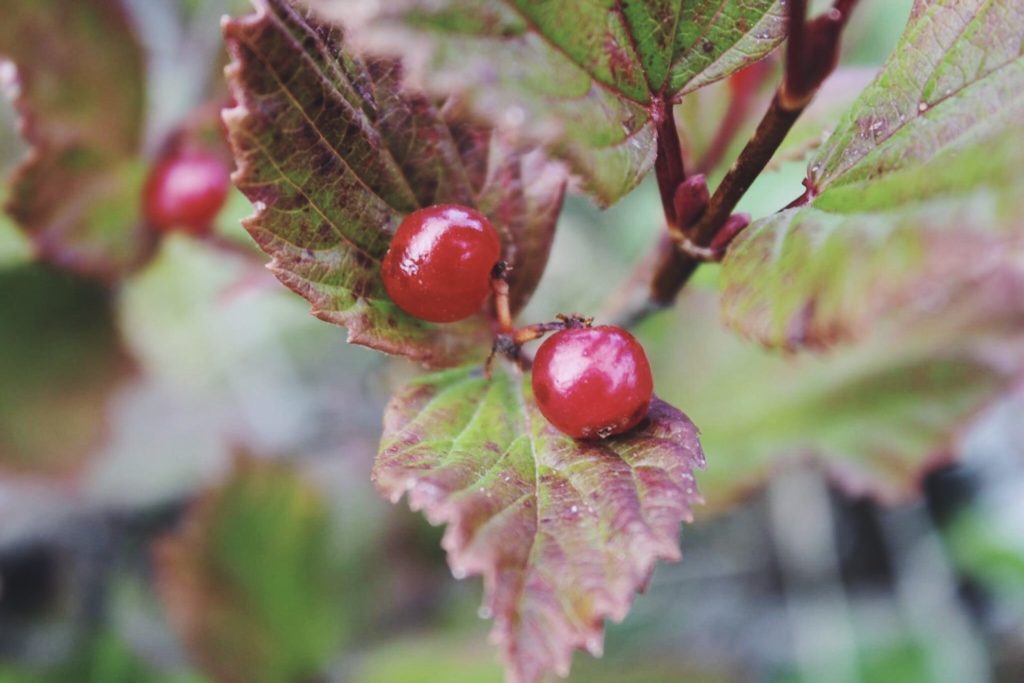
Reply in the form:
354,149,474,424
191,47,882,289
531,325,654,439
143,150,231,235
381,204,501,323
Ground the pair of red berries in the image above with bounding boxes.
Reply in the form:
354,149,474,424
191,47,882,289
382,204,653,439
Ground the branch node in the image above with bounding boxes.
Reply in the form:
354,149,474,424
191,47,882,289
674,235,720,262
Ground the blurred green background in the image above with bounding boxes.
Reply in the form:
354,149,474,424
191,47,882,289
3,1,1024,682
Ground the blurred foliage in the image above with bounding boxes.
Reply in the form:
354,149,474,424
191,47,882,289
0,266,133,475
0,1,1022,683
154,458,349,683
0,632,208,683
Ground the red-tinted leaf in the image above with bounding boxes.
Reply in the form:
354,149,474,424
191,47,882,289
721,0,1024,349
375,361,704,683
0,0,155,281
223,0,566,366
319,0,787,205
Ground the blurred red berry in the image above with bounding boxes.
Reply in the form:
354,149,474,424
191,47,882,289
143,150,231,235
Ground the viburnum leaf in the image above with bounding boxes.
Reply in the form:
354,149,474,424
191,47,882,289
223,0,566,366
720,0,1024,349
0,265,135,478
375,360,704,683
318,0,787,205
0,0,156,280
639,285,1024,515
154,456,347,683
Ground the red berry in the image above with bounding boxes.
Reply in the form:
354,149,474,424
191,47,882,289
143,150,231,235
381,204,501,323
531,325,654,439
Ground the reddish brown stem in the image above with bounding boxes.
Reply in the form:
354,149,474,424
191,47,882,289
785,0,809,99
646,95,802,306
653,98,686,228
685,95,803,248
490,261,514,333
489,313,592,374
782,0,858,109
640,0,859,310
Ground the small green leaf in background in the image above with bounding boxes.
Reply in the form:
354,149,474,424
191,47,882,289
322,0,786,205
375,360,704,683
0,0,157,280
154,457,347,683
223,0,566,366
0,265,134,477
638,288,1024,514
721,0,1024,350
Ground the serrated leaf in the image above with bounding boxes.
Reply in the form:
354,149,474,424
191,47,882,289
375,361,704,683
720,0,1024,348
223,0,566,366
0,0,156,280
154,457,346,683
0,265,134,477
321,0,786,205
638,286,1024,515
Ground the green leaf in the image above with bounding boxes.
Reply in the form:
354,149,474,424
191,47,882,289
720,0,1024,348
0,265,134,477
154,457,346,683
638,288,1024,514
323,0,786,205
375,360,704,683
0,0,156,281
223,0,565,366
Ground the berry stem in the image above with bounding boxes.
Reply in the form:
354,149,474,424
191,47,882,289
489,314,593,373
513,321,568,345
491,261,514,334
